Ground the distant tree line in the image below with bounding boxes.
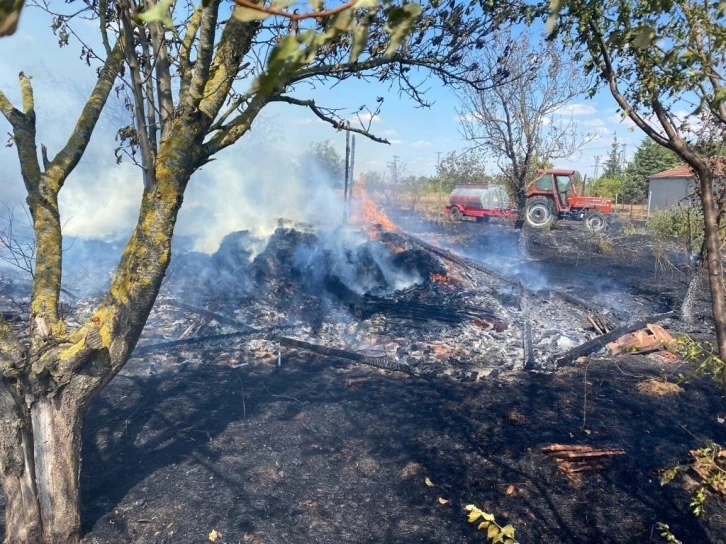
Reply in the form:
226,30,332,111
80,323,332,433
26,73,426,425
588,135,681,203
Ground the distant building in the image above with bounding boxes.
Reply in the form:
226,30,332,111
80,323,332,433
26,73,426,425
647,164,695,214
647,162,724,215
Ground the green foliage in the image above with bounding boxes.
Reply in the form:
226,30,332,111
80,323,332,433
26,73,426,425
465,505,519,544
433,151,490,194
590,176,624,200
661,443,726,517
671,335,726,386
136,0,424,95
655,523,683,544
646,207,704,240
134,0,174,28
602,134,623,179
299,140,344,187
624,138,681,202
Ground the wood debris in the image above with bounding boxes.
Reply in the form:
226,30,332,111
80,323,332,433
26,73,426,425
586,313,616,335
542,444,625,482
607,323,675,356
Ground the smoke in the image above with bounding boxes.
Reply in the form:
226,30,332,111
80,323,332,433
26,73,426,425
177,136,345,255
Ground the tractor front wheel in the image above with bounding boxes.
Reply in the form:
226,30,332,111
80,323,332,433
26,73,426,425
450,207,463,221
584,210,608,233
525,197,556,229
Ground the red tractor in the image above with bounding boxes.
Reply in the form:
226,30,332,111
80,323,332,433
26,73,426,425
446,169,612,233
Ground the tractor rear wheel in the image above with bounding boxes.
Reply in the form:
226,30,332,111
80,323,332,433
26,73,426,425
450,207,463,221
525,196,556,229
584,210,608,233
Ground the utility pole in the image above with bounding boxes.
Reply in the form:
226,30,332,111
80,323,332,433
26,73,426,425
437,151,443,204
349,134,356,202
593,155,601,179
344,124,351,223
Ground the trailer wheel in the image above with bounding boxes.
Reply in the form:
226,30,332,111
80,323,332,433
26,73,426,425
584,210,608,233
450,207,463,221
525,196,556,229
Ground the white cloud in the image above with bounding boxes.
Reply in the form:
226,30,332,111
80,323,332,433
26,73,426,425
389,139,402,145
381,129,398,136
556,103,597,116
411,140,432,149
293,118,325,125
583,118,605,127
349,112,381,124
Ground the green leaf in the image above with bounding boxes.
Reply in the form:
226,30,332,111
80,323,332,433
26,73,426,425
477,521,490,530
309,0,324,9
271,0,296,8
633,24,656,49
501,525,516,538
467,510,482,523
482,512,496,522
354,0,378,7
332,8,354,31
349,25,369,63
134,0,174,28
546,0,563,34
487,523,500,540
232,5,273,22
383,2,422,57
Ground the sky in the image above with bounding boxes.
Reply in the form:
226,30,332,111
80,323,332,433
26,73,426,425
0,5,650,247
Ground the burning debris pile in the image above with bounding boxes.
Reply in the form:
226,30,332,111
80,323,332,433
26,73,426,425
0,197,630,381
127,199,616,380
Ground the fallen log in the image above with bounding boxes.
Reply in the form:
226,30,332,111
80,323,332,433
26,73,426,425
554,311,676,366
277,336,414,375
163,302,415,375
162,300,255,330
133,330,261,356
392,231,617,319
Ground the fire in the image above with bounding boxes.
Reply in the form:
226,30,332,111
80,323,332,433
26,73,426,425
350,175,397,232
430,273,449,284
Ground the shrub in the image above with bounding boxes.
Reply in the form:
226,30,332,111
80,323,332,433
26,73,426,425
646,206,704,239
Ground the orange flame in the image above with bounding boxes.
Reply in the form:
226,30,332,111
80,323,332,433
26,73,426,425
350,175,397,232
430,273,450,284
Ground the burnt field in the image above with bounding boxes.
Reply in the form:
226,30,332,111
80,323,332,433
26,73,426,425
2,209,726,543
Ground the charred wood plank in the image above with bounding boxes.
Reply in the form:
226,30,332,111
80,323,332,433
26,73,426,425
277,336,414,375
133,330,262,356
162,300,255,330
394,231,619,320
554,311,676,366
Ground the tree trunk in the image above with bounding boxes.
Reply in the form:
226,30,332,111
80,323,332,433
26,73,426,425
1,388,84,544
681,240,705,324
697,168,726,358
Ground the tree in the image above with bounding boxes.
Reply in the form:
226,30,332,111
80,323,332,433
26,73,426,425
602,134,622,178
299,140,345,188
401,175,432,210
590,176,625,200
433,151,490,195
458,30,590,226
623,138,680,203
0,1,523,540
551,0,726,356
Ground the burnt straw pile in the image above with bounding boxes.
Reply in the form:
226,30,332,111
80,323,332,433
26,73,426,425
111,220,623,381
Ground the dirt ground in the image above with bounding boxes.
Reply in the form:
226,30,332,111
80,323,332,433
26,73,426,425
7,211,726,543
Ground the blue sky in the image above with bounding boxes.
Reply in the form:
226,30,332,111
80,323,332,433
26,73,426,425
0,5,651,246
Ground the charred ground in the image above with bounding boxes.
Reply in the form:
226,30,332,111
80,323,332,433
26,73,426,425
1,211,724,544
